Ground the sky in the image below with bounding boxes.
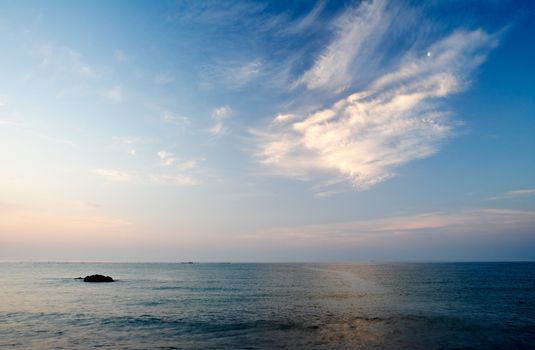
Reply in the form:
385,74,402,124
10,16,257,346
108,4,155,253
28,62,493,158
0,0,534,262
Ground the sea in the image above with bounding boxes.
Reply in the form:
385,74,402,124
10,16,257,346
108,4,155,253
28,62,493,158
0,262,534,349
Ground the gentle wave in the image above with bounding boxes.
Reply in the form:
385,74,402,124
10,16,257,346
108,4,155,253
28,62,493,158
1,262,534,349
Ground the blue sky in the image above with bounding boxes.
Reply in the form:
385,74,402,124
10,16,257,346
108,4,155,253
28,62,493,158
0,0,534,262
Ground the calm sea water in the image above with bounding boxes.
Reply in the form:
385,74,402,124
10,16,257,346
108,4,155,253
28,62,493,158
0,262,534,349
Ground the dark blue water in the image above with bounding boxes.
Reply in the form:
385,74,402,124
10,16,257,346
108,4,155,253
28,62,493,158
0,262,534,349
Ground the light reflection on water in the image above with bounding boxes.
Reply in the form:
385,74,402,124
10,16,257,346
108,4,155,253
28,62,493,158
0,262,534,349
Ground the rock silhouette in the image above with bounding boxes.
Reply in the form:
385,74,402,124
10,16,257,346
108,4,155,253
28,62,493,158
83,274,114,282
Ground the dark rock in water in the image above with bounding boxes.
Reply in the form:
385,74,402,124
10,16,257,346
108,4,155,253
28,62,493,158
83,274,114,283
74,277,83,279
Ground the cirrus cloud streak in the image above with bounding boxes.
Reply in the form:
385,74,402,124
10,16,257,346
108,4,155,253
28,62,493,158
256,0,497,190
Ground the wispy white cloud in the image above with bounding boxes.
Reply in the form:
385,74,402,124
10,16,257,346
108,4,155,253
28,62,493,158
157,150,175,166
370,29,497,92
313,189,344,198
200,56,295,92
293,0,388,91
93,164,203,187
507,189,535,197
209,105,232,136
78,65,94,77
163,111,189,125
202,59,263,89
150,157,204,187
241,208,535,245
255,0,497,191
489,188,535,200
225,59,263,87
94,168,135,182
177,159,198,171
176,1,331,92
169,1,267,27
24,44,98,82
112,136,152,157
150,173,200,187
213,105,232,118
273,113,298,124
285,1,326,34
93,149,205,187
76,201,101,210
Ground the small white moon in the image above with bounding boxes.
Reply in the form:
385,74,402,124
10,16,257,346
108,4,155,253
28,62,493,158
427,51,432,57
